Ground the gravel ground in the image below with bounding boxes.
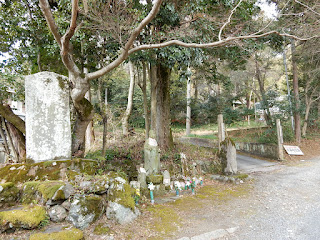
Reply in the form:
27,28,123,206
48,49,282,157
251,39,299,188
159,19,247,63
174,158,320,240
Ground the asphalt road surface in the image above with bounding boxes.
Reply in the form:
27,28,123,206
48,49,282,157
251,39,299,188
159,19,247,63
237,153,277,172
176,157,320,240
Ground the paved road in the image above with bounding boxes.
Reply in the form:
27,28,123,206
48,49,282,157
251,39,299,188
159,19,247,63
237,153,277,172
178,137,278,173
176,158,320,240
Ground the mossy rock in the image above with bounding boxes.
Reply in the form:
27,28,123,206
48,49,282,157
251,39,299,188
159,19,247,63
29,227,84,240
0,205,47,232
146,175,163,184
67,195,106,229
0,182,19,208
74,175,110,194
0,159,99,184
21,181,64,204
107,177,135,210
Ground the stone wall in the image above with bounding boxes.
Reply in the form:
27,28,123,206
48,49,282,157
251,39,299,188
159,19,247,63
25,72,71,162
235,142,279,159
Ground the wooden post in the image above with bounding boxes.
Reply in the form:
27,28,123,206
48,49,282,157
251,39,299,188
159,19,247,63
218,114,225,151
276,119,284,160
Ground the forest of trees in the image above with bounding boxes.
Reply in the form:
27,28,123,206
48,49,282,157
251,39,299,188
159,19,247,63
0,0,319,162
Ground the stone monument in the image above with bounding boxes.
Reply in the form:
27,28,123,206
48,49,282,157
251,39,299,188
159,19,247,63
220,137,237,175
25,72,72,162
144,130,160,175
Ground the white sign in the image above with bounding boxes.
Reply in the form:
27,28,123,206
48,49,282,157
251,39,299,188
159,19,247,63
283,145,304,155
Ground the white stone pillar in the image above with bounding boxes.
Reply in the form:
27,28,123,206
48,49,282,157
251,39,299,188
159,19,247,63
25,72,72,161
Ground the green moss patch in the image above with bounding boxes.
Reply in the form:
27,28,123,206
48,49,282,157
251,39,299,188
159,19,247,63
79,195,105,221
108,183,135,210
0,182,19,208
0,159,99,184
196,184,250,201
22,181,64,204
29,227,84,240
147,205,181,237
146,175,163,184
0,205,46,231
93,223,111,235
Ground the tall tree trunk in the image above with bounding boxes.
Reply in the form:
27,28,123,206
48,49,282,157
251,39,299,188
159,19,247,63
85,90,95,154
37,51,43,72
102,88,108,156
0,117,10,156
283,47,295,131
193,78,198,100
70,74,93,157
6,122,26,161
0,104,26,134
122,61,135,135
255,55,271,125
0,105,26,162
97,80,108,156
291,39,301,143
150,65,157,132
186,67,191,135
1,118,19,162
141,62,150,139
302,100,311,137
150,63,174,150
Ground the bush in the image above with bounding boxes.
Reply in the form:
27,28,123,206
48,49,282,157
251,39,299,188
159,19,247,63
257,123,294,144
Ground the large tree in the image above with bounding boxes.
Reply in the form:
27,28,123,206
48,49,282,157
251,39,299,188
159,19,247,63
1,0,317,156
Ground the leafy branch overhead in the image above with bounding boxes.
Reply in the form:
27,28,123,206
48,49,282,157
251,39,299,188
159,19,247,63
38,0,318,82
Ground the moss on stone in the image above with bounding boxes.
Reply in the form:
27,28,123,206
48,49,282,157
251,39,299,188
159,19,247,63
79,195,105,221
0,182,19,207
56,76,66,90
0,159,98,184
108,183,135,210
0,182,15,190
38,182,64,200
66,170,79,181
146,175,163,184
29,227,84,240
22,181,64,203
0,205,47,229
93,223,111,235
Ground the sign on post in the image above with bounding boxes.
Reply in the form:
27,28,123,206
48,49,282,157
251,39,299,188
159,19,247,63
283,145,304,155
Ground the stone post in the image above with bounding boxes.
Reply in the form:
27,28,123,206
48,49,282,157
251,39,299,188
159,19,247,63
276,119,284,160
218,114,226,151
25,72,72,162
144,131,160,175
220,138,237,175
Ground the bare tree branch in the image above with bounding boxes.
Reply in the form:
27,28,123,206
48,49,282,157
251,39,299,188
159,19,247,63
87,0,163,80
128,31,317,56
295,0,320,17
218,0,243,41
39,0,62,47
60,0,81,76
